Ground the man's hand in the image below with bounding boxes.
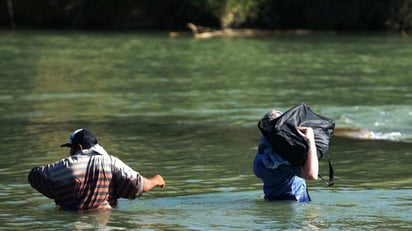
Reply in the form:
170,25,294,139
143,174,166,192
152,174,166,188
296,126,315,144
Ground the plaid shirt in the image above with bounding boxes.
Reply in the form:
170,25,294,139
28,148,144,211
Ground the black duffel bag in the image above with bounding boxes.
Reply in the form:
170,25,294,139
258,103,335,186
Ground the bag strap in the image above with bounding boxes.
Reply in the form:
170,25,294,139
318,155,334,186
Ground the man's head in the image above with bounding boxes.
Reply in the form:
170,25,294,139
60,128,98,153
263,110,283,121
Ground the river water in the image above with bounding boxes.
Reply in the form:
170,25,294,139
0,31,411,230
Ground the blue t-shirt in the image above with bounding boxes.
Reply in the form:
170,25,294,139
253,137,311,202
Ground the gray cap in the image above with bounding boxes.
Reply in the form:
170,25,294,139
263,110,283,120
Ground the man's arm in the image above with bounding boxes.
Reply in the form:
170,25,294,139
111,156,165,198
28,166,55,198
297,126,319,180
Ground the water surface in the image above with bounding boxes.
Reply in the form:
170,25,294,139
0,31,411,230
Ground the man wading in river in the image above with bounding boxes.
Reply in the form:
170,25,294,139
28,128,165,211
253,110,319,202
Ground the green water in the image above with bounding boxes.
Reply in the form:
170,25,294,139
0,31,411,230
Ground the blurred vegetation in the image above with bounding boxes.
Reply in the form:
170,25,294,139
1,0,412,32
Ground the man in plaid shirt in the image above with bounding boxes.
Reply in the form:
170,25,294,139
28,128,165,211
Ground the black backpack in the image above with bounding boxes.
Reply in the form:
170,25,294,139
258,103,335,186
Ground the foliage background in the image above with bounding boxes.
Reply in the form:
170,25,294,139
1,0,412,31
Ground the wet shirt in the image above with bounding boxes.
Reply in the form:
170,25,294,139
253,137,310,202
28,147,144,211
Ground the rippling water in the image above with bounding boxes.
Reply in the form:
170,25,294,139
0,31,411,230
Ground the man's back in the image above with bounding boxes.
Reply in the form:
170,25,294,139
28,151,144,211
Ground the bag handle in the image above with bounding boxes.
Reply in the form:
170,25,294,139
318,157,334,186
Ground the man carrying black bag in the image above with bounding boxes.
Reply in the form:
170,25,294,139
253,104,335,202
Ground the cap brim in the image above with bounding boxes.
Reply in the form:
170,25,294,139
60,143,72,148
